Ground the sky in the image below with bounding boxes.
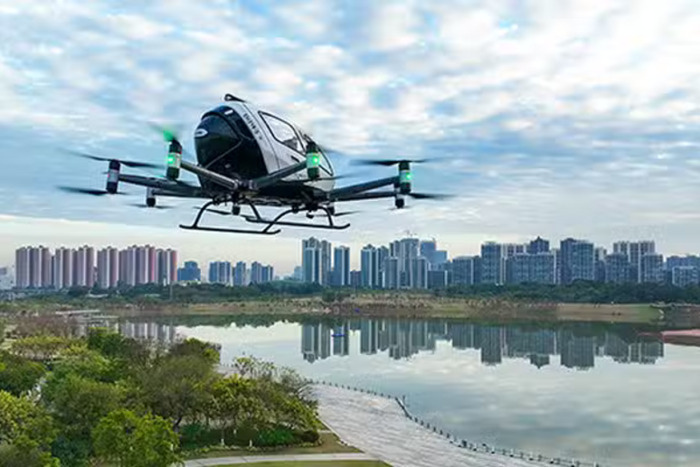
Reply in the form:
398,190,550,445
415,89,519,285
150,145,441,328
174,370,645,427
1,0,700,274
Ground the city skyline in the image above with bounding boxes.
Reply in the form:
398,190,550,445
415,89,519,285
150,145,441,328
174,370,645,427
9,234,700,289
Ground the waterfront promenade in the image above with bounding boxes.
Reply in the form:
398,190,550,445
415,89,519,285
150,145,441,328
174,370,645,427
314,384,559,467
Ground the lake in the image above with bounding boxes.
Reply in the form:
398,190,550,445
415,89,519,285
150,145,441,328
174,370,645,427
122,316,700,467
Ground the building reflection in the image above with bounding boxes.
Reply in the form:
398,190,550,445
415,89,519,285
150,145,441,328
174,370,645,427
300,318,665,370
75,319,181,346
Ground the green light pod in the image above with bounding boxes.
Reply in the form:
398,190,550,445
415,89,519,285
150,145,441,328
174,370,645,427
398,160,412,194
306,142,321,180
166,140,182,180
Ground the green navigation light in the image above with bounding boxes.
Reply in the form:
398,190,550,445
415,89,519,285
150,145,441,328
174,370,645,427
400,170,413,183
307,153,321,167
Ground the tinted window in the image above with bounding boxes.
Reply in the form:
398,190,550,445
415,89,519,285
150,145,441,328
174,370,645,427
259,112,304,153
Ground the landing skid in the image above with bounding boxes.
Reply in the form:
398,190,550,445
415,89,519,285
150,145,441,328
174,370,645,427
179,200,350,234
242,207,350,231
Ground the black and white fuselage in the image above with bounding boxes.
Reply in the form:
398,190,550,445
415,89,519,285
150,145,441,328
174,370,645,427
193,98,335,204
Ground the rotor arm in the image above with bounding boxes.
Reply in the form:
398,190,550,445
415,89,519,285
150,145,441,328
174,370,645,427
118,174,203,197
179,160,241,191
328,176,399,201
249,161,307,190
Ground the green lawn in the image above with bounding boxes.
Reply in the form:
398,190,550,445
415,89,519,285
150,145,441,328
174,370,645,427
219,462,390,467
191,432,360,459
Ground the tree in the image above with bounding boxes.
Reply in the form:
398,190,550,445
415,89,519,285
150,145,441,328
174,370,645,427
93,410,180,467
0,352,46,396
0,391,57,466
137,354,217,429
10,336,76,361
42,373,124,465
168,338,220,365
208,376,266,443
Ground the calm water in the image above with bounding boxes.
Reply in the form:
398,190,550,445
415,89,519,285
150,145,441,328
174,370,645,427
123,317,700,467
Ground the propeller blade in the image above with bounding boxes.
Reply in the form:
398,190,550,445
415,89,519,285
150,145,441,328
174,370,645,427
284,174,351,185
149,122,182,144
352,158,430,167
333,210,361,217
129,203,174,210
71,151,161,169
193,206,230,216
58,186,126,196
408,192,452,200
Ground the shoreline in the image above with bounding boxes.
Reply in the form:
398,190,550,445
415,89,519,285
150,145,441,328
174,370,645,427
107,301,664,325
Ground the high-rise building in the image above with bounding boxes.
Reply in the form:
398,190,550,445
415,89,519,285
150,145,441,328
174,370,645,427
420,240,437,267
40,247,52,288
613,241,655,283
527,237,550,254
410,257,429,289
177,261,201,282
349,270,361,288
261,265,274,283
332,246,350,287
302,238,331,285
508,252,556,284
641,253,664,284
671,266,699,287
360,245,380,288
250,261,263,284
29,247,42,288
303,245,320,284
560,238,595,283
15,247,30,289
391,238,419,287
96,248,118,289
383,257,400,289
428,270,449,289
605,253,630,284
377,246,389,287
452,256,479,285
0,267,13,290
480,242,505,285
233,261,247,286
208,261,232,285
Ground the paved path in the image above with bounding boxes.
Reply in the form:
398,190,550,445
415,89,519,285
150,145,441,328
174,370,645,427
184,452,376,466
313,385,552,467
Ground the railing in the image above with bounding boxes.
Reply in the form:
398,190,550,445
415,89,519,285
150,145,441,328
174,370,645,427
310,379,604,467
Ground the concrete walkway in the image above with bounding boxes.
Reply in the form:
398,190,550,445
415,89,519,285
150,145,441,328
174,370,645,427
313,385,552,467
184,452,376,466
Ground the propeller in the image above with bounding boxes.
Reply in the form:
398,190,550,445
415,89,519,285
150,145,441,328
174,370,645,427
58,186,127,196
70,151,161,169
129,203,174,210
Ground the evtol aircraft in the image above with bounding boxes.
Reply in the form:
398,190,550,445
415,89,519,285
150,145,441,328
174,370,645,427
61,94,447,235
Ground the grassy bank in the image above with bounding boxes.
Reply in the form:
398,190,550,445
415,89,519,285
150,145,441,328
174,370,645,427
108,297,662,325
2,291,667,325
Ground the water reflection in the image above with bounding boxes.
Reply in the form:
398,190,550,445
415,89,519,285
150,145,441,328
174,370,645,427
301,319,664,369
75,319,181,345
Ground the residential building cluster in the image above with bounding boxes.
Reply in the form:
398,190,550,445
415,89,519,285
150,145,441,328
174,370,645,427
206,260,274,286
301,319,664,369
13,245,177,290
299,236,700,289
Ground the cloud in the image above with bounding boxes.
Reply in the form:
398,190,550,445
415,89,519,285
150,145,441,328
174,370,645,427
2,0,700,265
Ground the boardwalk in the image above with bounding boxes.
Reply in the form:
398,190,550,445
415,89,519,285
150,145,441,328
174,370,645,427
314,385,551,467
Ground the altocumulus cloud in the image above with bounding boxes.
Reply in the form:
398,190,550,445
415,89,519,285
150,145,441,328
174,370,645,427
1,0,700,258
